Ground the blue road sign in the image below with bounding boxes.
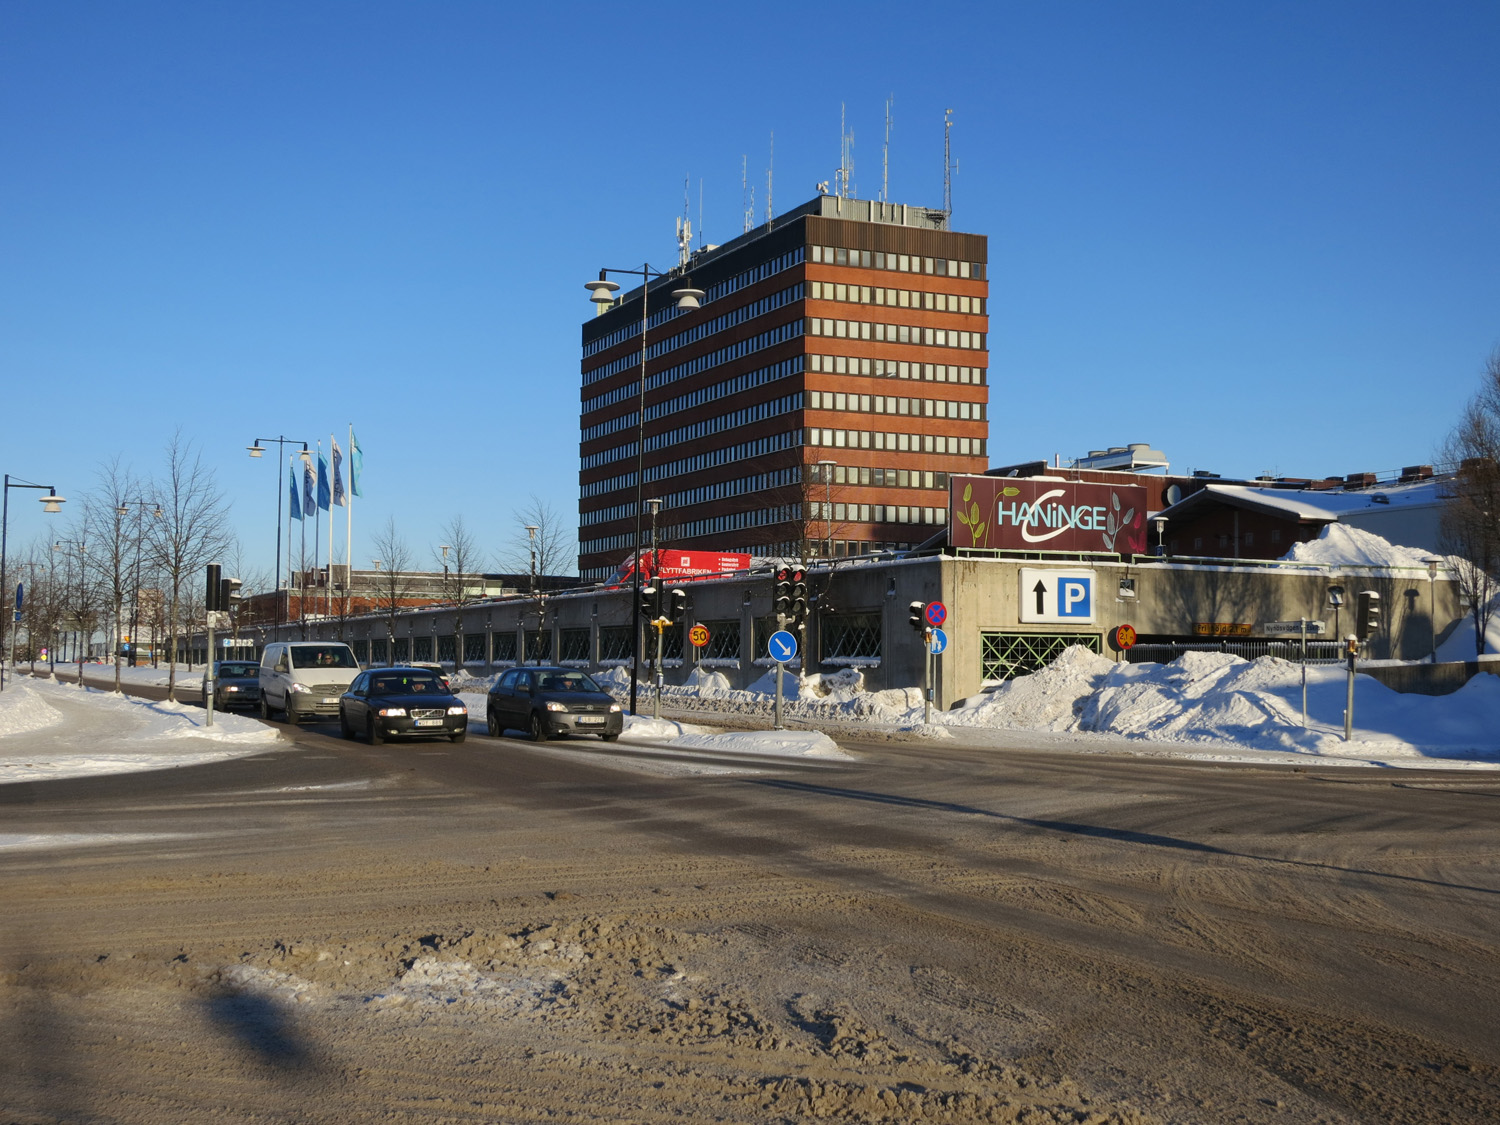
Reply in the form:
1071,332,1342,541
1058,577,1092,619
768,629,798,663
928,627,948,655
925,600,947,628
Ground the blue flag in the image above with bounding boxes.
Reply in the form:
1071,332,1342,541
350,429,363,498
331,440,346,507
303,461,317,517
317,452,332,511
289,472,302,522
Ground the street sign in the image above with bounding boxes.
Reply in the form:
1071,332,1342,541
1018,568,1097,624
925,600,947,628
688,623,711,648
1112,624,1137,650
767,629,798,663
1262,620,1327,636
928,627,948,655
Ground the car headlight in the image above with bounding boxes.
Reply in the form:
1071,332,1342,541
288,682,310,693
608,703,622,712
225,685,239,692
378,707,407,717
447,705,466,715
545,701,567,712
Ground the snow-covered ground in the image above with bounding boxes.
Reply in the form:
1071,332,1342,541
0,672,278,785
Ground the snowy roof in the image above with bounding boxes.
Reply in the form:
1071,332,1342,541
1158,478,1448,524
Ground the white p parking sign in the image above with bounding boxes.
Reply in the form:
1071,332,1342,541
1019,568,1097,624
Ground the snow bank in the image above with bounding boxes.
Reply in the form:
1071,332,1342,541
0,679,65,738
1280,523,1444,569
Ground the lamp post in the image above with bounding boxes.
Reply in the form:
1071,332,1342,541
815,460,836,559
1154,516,1169,558
585,265,703,715
1,475,66,690
439,544,452,604
1423,558,1443,663
645,498,664,719
248,437,310,630
53,537,87,685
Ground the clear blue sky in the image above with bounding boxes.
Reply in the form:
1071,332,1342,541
3,1,1497,581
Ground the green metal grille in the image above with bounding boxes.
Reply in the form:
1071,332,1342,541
597,625,632,662
980,631,1100,682
559,627,590,662
821,612,881,661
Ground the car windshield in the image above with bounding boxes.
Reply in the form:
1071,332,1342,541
219,663,258,677
290,645,358,669
370,673,443,695
536,671,602,693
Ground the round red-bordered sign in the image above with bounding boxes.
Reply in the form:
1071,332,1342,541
689,624,711,648
1112,624,1137,650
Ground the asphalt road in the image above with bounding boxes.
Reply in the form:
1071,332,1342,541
3,668,1499,1123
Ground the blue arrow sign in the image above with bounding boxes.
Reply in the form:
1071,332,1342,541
768,629,798,663
928,627,948,655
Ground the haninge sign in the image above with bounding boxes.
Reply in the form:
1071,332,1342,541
949,476,1149,555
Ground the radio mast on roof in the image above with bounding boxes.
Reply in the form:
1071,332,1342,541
765,131,774,230
943,108,953,215
882,95,893,203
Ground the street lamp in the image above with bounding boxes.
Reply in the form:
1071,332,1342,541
53,537,87,683
585,264,703,715
815,460,836,559
1423,558,1443,664
1154,516,1169,558
439,543,452,603
524,525,542,664
115,498,161,675
249,436,310,629
1,475,65,691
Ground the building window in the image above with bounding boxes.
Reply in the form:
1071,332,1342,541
822,612,882,663
598,625,632,663
464,634,486,663
492,631,517,663
698,620,741,661
559,628,590,663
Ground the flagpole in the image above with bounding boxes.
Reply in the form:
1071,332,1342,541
299,457,307,638
287,457,295,633
328,433,335,623
346,423,354,622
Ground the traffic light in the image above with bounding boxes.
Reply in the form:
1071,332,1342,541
221,577,242,612
668,587,688,622
908,600,926,631
774,567,793,620
205,563,222,610
639,583,659,619
1356,590,1381,641
789,568,808,623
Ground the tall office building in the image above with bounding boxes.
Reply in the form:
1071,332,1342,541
579,194,989,582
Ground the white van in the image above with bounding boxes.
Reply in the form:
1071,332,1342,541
258,641,362,723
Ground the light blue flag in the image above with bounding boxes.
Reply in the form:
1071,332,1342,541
289,473,302,521
331,440,346,507
303,461,317,517
350,429,363,498
317,452,332,511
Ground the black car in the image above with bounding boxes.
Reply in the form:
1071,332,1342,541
339,667,468,745
487,666,623,742
212,660,261,710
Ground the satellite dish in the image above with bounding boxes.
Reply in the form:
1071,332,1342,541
1165,484,1182,506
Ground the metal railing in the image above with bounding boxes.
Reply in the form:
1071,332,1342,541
1127,640,1346,665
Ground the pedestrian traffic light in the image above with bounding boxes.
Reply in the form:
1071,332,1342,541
1356,590,1381,640
668,587,688,622
639,583,659,619
774,567,793,620
908,600,926,631
789,568,808,623
205,563,222,610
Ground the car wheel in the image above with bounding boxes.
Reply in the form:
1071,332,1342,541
259,696,274,721
601,733,620,742
367,717,384,746
530,712,550,742
449,730,466,744
486,709,501,738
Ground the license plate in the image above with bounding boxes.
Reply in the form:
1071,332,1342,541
322,697,339,704
415,718,444,727
576,716,604,725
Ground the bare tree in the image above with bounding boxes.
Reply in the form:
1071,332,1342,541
1439,347,1500,655
147,431,232,700
370,516,415,659
80,457,145,692
434,515,481,604
499,496,573,580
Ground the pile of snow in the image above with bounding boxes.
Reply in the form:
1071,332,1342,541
0,679,65,738
1281,523,1445,569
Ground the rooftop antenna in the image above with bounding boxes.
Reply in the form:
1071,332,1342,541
943,108,953,215
676,175,692,268
742,155,751,233
698,177,704,249
882,95,894,203
765,131,774,230
836,103,855,199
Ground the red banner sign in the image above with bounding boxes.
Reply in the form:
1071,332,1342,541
949,476,1149,555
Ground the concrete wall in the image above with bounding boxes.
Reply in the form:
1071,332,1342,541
205,555,1462,709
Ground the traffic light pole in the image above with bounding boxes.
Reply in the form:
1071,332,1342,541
1343,634,1357,741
